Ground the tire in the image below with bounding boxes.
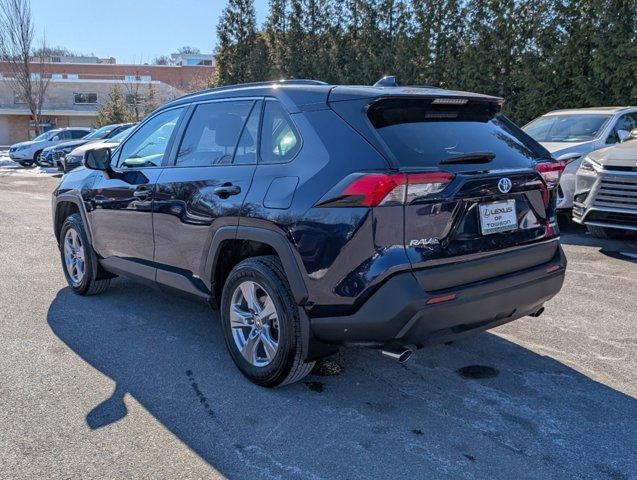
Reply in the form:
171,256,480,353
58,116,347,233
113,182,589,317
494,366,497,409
59,213,111,295
587,224,625,239
35,153,48,167
220,255,315,387
32,151,42,167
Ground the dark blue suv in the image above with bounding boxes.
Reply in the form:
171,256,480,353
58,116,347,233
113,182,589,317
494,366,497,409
52,80,567,387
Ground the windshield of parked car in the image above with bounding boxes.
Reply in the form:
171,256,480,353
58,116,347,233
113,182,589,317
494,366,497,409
109,126,135,143
523,114,611,142
33,130,58,141
82,126,114,140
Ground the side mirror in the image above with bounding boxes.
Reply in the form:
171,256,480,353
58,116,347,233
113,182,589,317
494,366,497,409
84,147,111,171
52,135,60,141
617,129,631,143
630,128,637,140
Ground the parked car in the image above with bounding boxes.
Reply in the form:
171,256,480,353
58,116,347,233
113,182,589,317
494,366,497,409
61,125,136,173
8,128,92,167
37,123,135,169
52,80,567,387
573,131,637,238
523,107,637,211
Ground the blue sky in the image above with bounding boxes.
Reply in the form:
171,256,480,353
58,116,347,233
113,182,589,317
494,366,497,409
31,0,270,64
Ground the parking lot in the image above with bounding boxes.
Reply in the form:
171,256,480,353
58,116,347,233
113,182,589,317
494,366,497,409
0,164,635,479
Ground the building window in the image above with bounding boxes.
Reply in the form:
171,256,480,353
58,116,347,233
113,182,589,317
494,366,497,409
140,75,151,82
51,73,63,80
74,92,98,104
30,73,40,81
124,75,136,82
186,58,213,66
67,73,79,80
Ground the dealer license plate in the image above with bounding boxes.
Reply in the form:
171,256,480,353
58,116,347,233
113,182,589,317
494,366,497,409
479,199,518,235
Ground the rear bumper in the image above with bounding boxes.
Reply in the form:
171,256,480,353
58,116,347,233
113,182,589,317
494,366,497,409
310,244,566,348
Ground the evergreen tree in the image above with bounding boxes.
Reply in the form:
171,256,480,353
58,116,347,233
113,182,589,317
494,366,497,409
96,86,131,126
215,0,260,85
264,0,290,78
212,0,636,125
590,0,637,106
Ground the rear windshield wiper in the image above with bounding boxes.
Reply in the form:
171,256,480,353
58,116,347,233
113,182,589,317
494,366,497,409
439,152,495,165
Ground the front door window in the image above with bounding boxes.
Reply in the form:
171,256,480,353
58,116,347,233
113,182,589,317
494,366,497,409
116,108,184,168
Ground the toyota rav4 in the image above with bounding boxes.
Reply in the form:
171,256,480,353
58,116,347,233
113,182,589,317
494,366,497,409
52,80,567,387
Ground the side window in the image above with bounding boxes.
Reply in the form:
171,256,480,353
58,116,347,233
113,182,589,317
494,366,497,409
116,107,184,169
234,101,261,165
58,131,72,140
607,113,637,144
260,101,300,164
71,130,87,139
175,100,254,167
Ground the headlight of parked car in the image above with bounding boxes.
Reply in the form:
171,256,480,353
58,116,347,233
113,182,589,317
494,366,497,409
578,156,601,176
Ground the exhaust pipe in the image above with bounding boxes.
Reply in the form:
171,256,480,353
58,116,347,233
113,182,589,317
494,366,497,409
381,346,414,363
529,307,545,318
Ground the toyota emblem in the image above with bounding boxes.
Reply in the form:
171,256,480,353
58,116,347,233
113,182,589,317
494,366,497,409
498,177,512,194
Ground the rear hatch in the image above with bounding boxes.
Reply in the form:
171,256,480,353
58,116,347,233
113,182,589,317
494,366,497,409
329,92,561,272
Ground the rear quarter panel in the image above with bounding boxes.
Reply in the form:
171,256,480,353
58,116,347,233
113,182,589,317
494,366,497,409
240,108,411,315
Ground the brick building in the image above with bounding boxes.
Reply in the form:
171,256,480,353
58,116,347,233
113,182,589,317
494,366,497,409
0,56,215,145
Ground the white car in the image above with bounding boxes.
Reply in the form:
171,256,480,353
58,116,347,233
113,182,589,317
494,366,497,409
8,127,92,167
523,107,637,210
573,134,637,238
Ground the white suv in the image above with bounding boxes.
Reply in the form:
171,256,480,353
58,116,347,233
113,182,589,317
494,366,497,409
8,127,92,167
523,107,637,211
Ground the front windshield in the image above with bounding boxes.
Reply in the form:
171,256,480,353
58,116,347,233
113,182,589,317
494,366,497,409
523,114,611,142
110,126,135,143
33,130,57,141
83,126,113,140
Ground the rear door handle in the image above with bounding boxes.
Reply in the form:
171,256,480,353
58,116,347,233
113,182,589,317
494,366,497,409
133,186,152,200
213,184,241,198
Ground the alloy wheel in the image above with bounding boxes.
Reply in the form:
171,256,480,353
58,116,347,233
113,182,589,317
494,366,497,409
63,228,86,286
230,280,280,367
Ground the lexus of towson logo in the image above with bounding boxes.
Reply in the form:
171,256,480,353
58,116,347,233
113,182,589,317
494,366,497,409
498,177,512,194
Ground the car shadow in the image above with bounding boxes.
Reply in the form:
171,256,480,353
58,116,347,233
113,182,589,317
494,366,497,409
558,219,637,258
47,281,636,479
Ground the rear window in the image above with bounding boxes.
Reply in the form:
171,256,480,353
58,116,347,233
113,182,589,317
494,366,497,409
368,98,547,167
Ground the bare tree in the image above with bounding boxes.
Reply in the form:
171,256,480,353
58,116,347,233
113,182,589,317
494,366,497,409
0,0,50,135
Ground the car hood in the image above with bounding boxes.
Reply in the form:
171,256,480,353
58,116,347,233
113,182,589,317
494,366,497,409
539,141,593,155
68,140,120,156
11,140,37,148
588,139,637,168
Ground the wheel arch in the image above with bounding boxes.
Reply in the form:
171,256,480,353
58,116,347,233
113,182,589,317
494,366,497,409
205,226,309,308
53,194,93,244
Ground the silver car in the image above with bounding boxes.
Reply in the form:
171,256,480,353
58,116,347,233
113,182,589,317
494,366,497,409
573,133,637,238
523,107,637,211
8,127,92,167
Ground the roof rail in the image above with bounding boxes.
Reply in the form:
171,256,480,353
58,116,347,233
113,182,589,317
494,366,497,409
175,79,329,102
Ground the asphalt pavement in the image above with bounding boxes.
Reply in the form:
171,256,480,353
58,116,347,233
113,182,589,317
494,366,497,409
0,166,635,479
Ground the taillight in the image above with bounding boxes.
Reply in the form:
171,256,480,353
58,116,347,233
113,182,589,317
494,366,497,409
337,171,454,207
535,161,566,189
